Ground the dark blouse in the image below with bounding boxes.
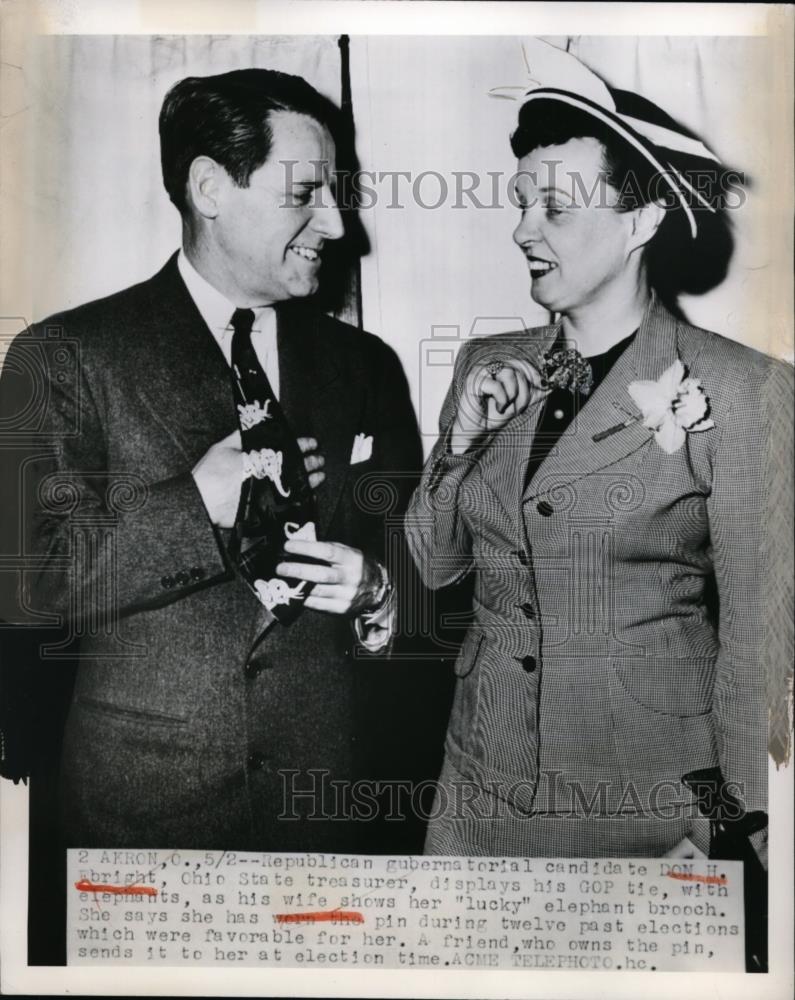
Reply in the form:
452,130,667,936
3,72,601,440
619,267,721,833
523,330,637,491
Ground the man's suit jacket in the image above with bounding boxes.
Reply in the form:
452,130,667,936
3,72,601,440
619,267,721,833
0,253,422,851
406,295,793,856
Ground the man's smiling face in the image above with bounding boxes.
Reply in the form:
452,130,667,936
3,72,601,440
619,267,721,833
212,110,344,305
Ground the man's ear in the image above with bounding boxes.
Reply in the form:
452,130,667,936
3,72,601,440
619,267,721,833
627,199,666,254
187,156,224,220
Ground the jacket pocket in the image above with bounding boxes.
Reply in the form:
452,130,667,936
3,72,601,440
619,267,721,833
607,666,718,800
75,696,189,728
447,629,486,758
454,628,485,677
612,657,715,718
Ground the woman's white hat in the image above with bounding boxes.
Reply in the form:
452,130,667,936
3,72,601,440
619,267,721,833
491,40,721,238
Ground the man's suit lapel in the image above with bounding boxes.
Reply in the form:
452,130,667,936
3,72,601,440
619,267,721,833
523,295,681,502
276,303,358,538
135,256,357,531
134,254,236,460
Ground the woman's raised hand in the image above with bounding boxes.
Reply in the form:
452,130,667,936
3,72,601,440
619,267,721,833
450,358,548,455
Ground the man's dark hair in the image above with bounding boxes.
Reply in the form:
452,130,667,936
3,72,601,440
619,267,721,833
510,98,741,310
159,68,342,213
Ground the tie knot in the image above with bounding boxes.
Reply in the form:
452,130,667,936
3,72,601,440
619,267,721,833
231,308,256,339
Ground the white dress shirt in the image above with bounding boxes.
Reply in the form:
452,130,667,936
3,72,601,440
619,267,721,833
177,249,279,397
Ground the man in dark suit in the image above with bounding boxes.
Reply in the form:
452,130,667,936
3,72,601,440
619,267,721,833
0,68,421,853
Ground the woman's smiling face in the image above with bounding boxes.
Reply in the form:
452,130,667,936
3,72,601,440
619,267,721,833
512,136,639,316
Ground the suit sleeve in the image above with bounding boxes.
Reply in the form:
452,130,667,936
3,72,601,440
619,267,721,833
2,329,229,624
706,357,794,861
404,339,484,590
368,337,425,545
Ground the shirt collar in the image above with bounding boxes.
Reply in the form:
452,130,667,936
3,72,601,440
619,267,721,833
177,249,274,337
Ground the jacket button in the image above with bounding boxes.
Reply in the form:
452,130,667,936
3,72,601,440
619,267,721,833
516,602,535,619
160,575,174,590
246,650,270,677
175,571,189,586
244,658,262,679
519,654,537,673
190,566,205,581
247,752,267,771
536,500,554,517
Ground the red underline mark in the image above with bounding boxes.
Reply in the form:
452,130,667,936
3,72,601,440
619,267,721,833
275,910,364,925
74,879,157,897
666,872,727,886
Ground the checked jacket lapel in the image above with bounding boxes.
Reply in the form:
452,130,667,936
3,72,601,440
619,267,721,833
471,328,554,527
523,295,681,506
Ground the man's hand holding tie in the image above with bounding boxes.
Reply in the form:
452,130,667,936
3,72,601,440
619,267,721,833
276,539,385,616
192,431,384,616
192,433,325,527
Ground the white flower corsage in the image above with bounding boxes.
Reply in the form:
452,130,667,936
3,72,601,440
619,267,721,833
593,359,714,453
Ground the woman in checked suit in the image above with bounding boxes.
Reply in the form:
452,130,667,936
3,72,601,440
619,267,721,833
405,43,793,864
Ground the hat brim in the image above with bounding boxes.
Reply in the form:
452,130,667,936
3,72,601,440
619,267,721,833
516,88,717,239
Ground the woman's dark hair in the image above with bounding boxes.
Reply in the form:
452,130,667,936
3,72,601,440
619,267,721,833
159,68,342,214
510,98,743,312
